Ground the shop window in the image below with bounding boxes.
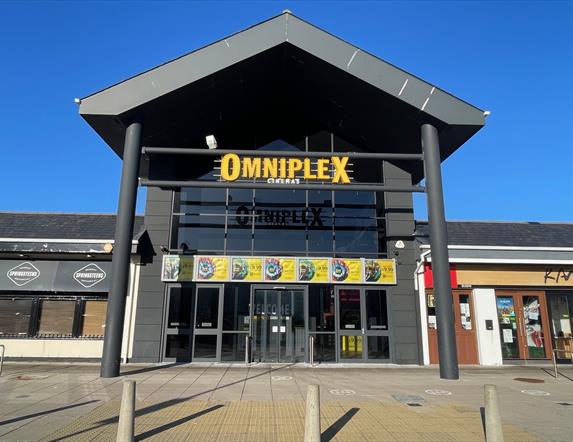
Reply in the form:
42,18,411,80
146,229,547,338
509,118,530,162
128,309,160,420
367,336,389,359
38,300,76,338
365,290,388,330
427,293,436,329
165,335,190,360
310,333,336,362
308,285,335,332
221,333,247,361
0,299,33,337
196,287,219,329
80,300,107,338
194,335,217,359
223,284,250,331
167,288,192,329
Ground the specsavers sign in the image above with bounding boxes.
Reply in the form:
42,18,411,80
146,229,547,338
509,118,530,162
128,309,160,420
219,154,351,184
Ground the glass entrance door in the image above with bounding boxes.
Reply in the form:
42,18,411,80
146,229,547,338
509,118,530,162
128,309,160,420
496,291,551,360
251,287,305,363
337,287,390,362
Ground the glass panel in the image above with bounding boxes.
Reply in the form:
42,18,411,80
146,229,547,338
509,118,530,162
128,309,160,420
80,300,107,338
549,294,573,359
223,284,250,331
0,299,33,337
523,296,546,358
194,335,217,359
221,333,247,361
196,287,219,329
180,187,226,215
459,294,472,330
308,190,334,254
339,289,361,330
334,191,379,254
167,288,192,328
308,286,335,332
311,334,336,362
165,335,190,360
176,214,225,252
427,293,436,329
367,336,389,359
365,290,388,330
496,297,519,358
227,189,254,252
38,300,76,338
340,335,363,359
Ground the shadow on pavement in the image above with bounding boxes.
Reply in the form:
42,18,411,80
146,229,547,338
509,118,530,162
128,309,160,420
321,407,359,442
540,367,573,382
51,365,292,440
135,404,224,441
120,362,182,376
0,400,99,427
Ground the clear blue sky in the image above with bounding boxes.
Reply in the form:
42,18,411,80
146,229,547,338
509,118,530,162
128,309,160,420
0,1,571,222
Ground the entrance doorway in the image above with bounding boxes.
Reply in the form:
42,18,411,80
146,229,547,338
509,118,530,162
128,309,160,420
336,287,390,362
427,290,478,364
547,292,573,362
251,286,306,363
496,291,551,360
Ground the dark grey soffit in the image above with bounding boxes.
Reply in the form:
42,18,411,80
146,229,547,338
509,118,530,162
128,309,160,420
431,249,573,262
79,13,484,140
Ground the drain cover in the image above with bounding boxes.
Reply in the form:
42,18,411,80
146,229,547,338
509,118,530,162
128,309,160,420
329,389,355,396
521,389,550,396
514,378,545,384
392,394,425,405
425,389,452,396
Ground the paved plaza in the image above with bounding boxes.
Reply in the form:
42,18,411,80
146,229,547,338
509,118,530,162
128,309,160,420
0,363,571,441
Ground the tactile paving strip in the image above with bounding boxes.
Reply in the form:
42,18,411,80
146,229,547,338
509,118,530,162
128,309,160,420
42,400,541,442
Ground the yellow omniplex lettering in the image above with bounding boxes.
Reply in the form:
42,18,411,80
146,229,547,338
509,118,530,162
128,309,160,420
279,158,287,178
287,159,303,178
316,159,330,180
242,157,261,178
331,156,350,183
303,158,317,179
220,154,241,181
262,158,278,178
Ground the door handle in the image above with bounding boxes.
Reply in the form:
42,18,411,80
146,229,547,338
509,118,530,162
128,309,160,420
362,328,365,335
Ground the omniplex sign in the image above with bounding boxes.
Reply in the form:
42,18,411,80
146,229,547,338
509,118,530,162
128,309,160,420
219,153,352,184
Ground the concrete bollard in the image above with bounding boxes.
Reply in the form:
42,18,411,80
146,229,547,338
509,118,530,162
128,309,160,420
117,380,136,442
484,384,504,442
304,384,321,442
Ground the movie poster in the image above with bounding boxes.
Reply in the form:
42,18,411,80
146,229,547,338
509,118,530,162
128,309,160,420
330,258,362,283
195,256,229,281
297,258,330,283
231,257,263,282
263,257,296,282
363,259,396,284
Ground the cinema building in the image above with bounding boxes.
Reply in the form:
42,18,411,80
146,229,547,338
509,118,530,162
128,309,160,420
73,12,488,376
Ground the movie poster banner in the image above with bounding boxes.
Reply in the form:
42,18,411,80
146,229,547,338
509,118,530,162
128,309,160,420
263,257,296,282
363,259,396,285
297,258,330,283
195,256,229,281
231,257,263,282
330,258,362,283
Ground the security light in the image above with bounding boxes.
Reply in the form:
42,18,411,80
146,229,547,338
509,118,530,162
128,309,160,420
206,135,218,150
484,110,491,117
74,98,81,104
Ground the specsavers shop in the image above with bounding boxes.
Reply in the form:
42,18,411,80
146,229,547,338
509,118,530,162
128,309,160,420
77,13,485,368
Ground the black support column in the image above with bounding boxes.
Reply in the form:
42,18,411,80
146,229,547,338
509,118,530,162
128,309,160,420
101,120,143,378
421,123,459,380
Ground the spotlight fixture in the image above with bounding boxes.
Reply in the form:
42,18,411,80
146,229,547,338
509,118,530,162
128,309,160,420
206,135,218,150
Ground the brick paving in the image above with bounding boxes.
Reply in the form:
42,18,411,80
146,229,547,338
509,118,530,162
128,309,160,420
0,363,570,441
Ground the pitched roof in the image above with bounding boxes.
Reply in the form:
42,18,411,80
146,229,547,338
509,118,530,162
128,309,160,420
79,12,485,182
415,221,573,248
0,212,145,241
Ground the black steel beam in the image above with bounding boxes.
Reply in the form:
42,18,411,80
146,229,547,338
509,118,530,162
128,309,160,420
422,123,459,380
100,120,142,378
142,147,424,161
140,178,425,193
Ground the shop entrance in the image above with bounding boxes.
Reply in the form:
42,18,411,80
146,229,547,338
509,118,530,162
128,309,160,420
496,291,552,360
251,286,306,363
336,287,390,362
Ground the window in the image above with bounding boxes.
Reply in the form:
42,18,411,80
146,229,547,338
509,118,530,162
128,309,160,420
0,295,106,339
0,299,33,337
38,300,76,338
80,300,107,337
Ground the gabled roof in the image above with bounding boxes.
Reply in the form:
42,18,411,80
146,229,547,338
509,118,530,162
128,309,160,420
79,12,485,181
0,212,145,241
415,221,573,248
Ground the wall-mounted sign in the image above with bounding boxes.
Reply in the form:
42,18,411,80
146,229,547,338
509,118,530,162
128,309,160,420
73,263,107,288
219,153,351,184
161,255,396,285
7,262,40,286
234,205,324,227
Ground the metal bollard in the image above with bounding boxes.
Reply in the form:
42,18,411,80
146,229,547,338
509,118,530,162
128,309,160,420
484,384,504,442
117,380,136,442
309,335,315,367
0,345,5,377
304,384,321,442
